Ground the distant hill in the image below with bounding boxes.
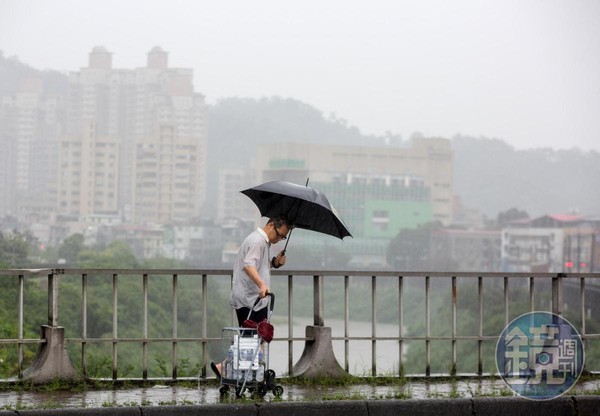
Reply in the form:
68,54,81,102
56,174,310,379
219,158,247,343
2,53,598,221
206,96,386,169
207,98,600,219
0,51,67,96
451,135,600,218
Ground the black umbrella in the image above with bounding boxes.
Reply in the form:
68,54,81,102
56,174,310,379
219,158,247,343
241,180,352,243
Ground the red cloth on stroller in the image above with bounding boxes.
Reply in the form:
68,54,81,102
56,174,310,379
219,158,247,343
242,319,274,343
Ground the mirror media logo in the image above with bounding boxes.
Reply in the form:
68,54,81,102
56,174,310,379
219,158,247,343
495,311,584,400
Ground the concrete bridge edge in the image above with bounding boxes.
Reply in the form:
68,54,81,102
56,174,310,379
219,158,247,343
6,395,600,415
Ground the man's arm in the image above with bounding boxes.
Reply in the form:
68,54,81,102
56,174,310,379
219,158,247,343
243,265,269,298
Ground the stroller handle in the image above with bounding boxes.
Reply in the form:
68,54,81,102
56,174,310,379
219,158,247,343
251,292,275,312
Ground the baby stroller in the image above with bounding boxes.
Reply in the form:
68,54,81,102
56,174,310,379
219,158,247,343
218,293,283,398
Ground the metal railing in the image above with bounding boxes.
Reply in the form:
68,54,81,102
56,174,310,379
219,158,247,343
0,269,599,380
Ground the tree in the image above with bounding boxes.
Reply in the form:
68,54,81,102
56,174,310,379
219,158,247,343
497,207,529,228
386,221,443,271
0,230,32,268
57,233,85,266
77,241,139,269
141,256,190,269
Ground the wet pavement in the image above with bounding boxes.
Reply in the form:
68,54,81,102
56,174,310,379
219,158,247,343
0,378,598,410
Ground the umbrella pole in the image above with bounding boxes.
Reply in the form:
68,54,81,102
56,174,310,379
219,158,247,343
282,232,291,254
282,178,308,254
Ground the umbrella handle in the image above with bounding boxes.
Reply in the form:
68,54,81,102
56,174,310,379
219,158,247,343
282,230,292,253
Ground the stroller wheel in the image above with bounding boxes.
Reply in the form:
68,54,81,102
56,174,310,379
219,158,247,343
219,385,230,395
273,385,284,397
265,369,276,384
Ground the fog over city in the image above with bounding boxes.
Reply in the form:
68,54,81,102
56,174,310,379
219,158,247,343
5,3,600,401
2,0,599,151
1,0,600,272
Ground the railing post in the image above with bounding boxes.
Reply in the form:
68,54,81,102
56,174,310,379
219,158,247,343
451,275,456,376
314,274,324,326
24,269,81,383
143,273,148,380
48,270,59,326
529,276,535,312
425,275,430,376
82,273,88,377
398,275,404,377
288,274,294,375
552,273,565,316
293,273,347,379
581,277,586,353
112,273,118,380
504,276,509,327
172,273,178,380
344,275,349,373
478,275,483,376
201,273,208,379
371,275,377,377
18,274,24,378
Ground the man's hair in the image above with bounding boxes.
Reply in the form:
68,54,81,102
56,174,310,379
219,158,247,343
269,215,294,229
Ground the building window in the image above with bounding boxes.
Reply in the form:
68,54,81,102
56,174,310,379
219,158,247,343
372,210,389,231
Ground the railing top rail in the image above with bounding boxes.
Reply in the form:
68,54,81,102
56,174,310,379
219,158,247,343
0,268,233,276
1,268,600,279
273,270,600,278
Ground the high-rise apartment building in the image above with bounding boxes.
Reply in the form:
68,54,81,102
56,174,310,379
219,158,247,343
216,168,258,222
132,124,203,224
57,120,119,218
65,46,207,222
0,77,62,221
0,96,17,217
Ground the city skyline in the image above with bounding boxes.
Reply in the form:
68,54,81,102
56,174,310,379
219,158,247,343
1,0,599,152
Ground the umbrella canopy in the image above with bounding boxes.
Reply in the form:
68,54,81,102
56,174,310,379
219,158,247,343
241,181,352,240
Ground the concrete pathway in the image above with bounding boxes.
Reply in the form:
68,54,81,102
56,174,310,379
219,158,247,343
0,378,598,410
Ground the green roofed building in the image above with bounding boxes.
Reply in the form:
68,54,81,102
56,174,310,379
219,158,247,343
256,138,453,268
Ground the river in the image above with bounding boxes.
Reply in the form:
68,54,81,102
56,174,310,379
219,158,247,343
265,316,404,376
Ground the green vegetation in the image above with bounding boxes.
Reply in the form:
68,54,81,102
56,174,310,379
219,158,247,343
0,234,231,380
1,226,599,384
0,229,35,268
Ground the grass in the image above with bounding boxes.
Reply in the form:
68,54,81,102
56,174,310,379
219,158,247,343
0,377,209,392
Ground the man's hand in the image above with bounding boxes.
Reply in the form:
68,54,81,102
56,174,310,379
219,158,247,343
274,251,287,268
258,282,270,298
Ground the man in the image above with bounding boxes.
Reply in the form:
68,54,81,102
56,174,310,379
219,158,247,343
211,216,292,379
229,216,292,325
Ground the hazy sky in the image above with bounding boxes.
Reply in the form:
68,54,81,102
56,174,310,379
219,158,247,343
2,0,599,151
